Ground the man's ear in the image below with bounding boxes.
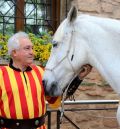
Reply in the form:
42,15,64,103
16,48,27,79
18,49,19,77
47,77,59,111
11,50,17,57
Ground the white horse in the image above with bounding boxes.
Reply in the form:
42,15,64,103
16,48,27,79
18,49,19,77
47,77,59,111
43,6,120,124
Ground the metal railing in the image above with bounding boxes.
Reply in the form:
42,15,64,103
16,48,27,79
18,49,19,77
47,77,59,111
46,100,119,129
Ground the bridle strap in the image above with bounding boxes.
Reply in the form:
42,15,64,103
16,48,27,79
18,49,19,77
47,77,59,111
45,27,81,122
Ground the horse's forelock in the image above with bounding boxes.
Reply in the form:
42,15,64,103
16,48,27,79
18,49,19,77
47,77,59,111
53,19,70,42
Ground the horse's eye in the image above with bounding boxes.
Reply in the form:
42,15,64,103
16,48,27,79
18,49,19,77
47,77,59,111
52,41,58,48
53,43,58,47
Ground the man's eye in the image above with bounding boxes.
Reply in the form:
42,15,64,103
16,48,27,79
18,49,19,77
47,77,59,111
25,47,29,50
24,47,30,50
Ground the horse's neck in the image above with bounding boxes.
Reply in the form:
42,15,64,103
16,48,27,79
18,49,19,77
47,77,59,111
88,39,120,94
78,16,120,94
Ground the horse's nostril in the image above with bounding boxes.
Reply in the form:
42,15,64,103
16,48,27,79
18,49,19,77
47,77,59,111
51,82,57,88
42,80,62,96
50,82,62,96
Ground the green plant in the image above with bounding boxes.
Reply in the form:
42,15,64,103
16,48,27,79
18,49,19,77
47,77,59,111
0,33,10,59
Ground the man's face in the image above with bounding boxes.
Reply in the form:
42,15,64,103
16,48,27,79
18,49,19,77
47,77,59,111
13,38,34,66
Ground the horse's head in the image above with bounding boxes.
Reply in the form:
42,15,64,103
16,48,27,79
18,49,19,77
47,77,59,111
43,6,89,96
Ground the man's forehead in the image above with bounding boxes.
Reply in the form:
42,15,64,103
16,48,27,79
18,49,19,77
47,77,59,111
19,38,33,46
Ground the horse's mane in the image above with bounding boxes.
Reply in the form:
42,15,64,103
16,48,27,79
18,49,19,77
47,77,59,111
76,14,120,35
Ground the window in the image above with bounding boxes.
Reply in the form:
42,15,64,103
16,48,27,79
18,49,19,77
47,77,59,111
24,0,53,35
0,0,60,35
0,0,15,35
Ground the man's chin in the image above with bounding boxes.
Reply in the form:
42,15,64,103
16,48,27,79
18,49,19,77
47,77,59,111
27,60,34,65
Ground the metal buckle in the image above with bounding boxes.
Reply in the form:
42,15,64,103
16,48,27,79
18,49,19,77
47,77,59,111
16,122,20,126
35,120,39,126
0,119,4,125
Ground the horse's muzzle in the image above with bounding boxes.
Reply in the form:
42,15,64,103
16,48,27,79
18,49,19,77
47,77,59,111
42,80,62,96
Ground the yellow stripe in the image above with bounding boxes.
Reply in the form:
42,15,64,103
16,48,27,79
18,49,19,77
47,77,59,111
31,70,43,116
37,66,47,114
0,72,10,118
37,66,46,114
38,66,44,77
6,67,23,119
24,72,34,118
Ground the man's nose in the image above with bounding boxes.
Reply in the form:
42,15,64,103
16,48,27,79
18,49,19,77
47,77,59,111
30,48,34,54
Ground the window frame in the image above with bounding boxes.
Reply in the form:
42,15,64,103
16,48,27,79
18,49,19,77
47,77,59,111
0,0,60,35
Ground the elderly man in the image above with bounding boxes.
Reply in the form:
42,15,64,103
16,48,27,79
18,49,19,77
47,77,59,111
0,32,61,129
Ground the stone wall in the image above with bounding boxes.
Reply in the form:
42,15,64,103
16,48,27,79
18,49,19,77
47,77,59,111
60,0,120,21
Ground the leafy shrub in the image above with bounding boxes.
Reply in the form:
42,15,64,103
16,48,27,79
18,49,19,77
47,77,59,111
0,33,10,59
29,32,52,66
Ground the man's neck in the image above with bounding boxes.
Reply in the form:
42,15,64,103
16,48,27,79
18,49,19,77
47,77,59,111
13,61,27,71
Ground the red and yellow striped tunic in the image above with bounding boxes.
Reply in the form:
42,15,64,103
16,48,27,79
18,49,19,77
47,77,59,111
0,64,46,129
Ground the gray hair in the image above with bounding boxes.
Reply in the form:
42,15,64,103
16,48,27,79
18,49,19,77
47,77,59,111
7,31,29,55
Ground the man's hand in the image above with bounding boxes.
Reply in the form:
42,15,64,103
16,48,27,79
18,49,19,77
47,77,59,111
64,64,92,99
79,64,92,79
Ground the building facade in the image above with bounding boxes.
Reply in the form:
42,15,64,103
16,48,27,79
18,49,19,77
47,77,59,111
61,0,120,21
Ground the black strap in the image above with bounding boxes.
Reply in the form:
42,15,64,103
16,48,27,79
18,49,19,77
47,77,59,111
65,76,82,98
0,115,46,129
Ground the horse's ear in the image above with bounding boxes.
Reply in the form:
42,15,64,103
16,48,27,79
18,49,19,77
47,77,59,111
67,6,77,23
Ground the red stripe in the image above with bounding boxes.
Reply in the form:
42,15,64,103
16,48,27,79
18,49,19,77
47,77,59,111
2,67,17,118
14,71,29,118
42,125,46,129
26,72,39,117
0,87,6,117
44,125,46,129
32,66,45,114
